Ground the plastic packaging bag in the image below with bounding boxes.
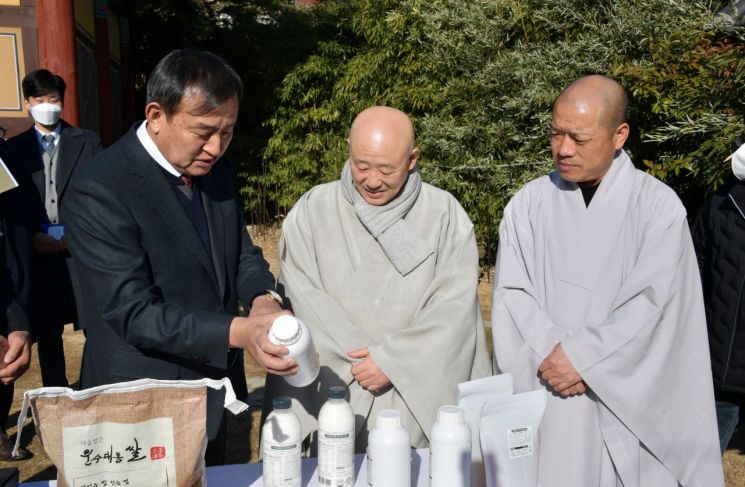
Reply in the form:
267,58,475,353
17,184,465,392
479,389,547,487
457,373,514,487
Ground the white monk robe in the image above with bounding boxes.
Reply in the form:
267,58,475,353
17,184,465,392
492,150,723,487
268,178,492,450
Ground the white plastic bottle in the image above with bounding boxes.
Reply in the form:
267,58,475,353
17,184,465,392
429,405,471,487
262,396,302,487
318,386,356,487
268,315,320,387
366,409,411,487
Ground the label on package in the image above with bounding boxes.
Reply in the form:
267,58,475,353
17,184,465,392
507,426,534,459
63,417,177,487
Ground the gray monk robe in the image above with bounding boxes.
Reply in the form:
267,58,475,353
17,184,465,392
492,150,723,487
267,171,492,450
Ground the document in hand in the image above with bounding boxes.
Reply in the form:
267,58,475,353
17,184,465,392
0,157,18,195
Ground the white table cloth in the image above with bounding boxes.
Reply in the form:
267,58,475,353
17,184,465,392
21,448,430,486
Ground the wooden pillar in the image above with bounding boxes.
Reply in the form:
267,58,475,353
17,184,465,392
94,0,114,146
120,17,134,129
36,0,79,126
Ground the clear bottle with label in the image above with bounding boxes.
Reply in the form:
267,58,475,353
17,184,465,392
366,409,411,487
318,386,356,487
262,396,302,487
268,315,321,387
429,405,471,487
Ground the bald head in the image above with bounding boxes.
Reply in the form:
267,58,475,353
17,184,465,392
550,76,630,186
347,106,420,206
554,75,628,133
349,106,416,153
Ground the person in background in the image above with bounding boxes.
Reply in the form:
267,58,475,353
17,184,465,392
4,69,102,387
692,140,745,453
0,138,32,459
491,75,723,486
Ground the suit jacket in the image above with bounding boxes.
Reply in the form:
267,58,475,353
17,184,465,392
61,123,275,403
0,234,29,337
4,122,102,327
0,139,30,336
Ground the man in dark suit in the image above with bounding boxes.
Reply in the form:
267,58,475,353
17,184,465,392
62,49,297,464
0,138,32,459
5,69,102,387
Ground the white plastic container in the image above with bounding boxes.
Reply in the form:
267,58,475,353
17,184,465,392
262,396,302,487
268,315,320,387
429,405,471,487
366,409,411,487
318,386,356,486
479,389,547,487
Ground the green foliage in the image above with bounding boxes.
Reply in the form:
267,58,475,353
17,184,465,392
616,28,745,206
129,0,338,221
253,0,447,217
260,0,745,261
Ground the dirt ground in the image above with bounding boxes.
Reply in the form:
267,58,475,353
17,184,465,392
2,225,744,485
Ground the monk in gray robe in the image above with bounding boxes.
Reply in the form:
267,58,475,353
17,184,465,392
491,75,723,486
268,106,492,450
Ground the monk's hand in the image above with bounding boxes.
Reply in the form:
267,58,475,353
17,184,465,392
0,331,31,385
229,312,298,376
249,294,284,317
559,380,588,397
348,348,391,393
538,344,583,395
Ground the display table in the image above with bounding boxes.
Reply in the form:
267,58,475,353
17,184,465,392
21,448,430,486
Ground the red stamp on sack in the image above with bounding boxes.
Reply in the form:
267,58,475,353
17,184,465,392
150,446,166,460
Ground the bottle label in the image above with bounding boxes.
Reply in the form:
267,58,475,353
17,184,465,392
507,426,534,459
263,438,301,487
318,428,355,486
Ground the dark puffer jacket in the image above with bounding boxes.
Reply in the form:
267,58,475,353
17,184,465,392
692,178,745,392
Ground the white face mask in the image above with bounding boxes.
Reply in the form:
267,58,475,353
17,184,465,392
733,142,745,181
29,102,62,126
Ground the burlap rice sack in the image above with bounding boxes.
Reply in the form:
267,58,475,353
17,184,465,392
13,378,246,487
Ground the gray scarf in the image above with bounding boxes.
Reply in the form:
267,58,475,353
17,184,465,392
340,160,434,276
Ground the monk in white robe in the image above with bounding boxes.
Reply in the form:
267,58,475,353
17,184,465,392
491,76,723,487
267,106,492,450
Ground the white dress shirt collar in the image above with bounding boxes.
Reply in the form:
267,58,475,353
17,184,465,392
136,120,181,177
34,124,61,150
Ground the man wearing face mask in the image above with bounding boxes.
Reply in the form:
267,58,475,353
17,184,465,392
692,141,745,453
4,69,102,387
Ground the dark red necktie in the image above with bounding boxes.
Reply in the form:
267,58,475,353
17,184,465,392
180,175,193,188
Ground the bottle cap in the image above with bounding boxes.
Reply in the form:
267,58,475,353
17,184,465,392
437,405,464,424
376,410,402,429
273,396,292,410
269,316,302,345
328,386,347,399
